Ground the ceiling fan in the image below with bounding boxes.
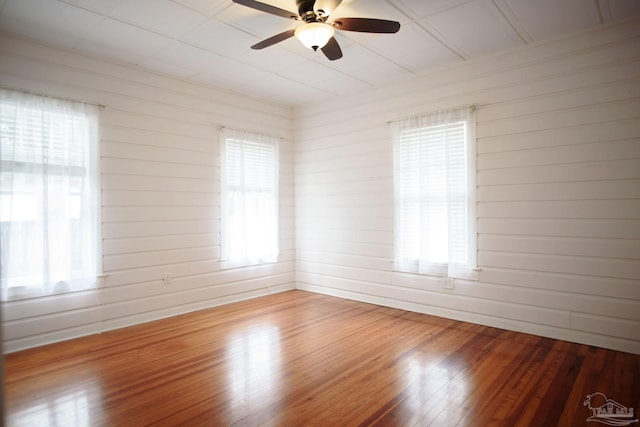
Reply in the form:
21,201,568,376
232,0,401,60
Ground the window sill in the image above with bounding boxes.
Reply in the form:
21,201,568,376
218,257,279,271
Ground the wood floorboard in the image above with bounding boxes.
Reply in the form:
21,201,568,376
4,290,640,426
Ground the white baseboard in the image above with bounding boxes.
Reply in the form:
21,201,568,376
3,283,296,353
295,282,640,355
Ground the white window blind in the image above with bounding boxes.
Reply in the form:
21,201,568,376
0,89,101,300
392,106,477,280
220,128,279,268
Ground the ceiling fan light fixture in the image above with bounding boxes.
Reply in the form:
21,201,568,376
295,22,334,51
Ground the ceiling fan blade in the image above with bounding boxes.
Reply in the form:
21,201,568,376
232,0,298,19
333,17,400,33
321,36,342,60
251,29,296,49
314,0,343,18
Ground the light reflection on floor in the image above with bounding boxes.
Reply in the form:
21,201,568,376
225,324,282,422
9,388,93,427
402,355,469,424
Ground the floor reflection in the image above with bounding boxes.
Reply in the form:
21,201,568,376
9,388,94,427
225,324,282,421
402,355,469,422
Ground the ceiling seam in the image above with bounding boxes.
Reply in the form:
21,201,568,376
383,0,467,61
490,0,532,45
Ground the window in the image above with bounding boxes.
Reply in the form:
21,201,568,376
0,89,101,300
392,105,477,280
219,128,279,268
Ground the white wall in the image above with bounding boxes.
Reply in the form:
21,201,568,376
2,18,639,356
294,19,640,355
0,36,296,353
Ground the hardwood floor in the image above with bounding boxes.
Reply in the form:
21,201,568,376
4,290,640,426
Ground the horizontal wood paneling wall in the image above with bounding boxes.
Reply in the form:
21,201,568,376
0,36,295,353
294,19,640,354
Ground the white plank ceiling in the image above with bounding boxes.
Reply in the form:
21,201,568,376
1,0,639,106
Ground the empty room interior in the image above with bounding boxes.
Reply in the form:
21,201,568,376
1,0,639,425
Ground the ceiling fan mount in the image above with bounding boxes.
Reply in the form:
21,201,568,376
232,0,401,60
296,0,324,22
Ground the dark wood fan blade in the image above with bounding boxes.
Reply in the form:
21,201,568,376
321,36,342,60
251,29,296,49
314,0,343,17
333,17,400,33
233,0,298,19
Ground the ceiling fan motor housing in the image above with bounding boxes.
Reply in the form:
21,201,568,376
297,0,324,22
